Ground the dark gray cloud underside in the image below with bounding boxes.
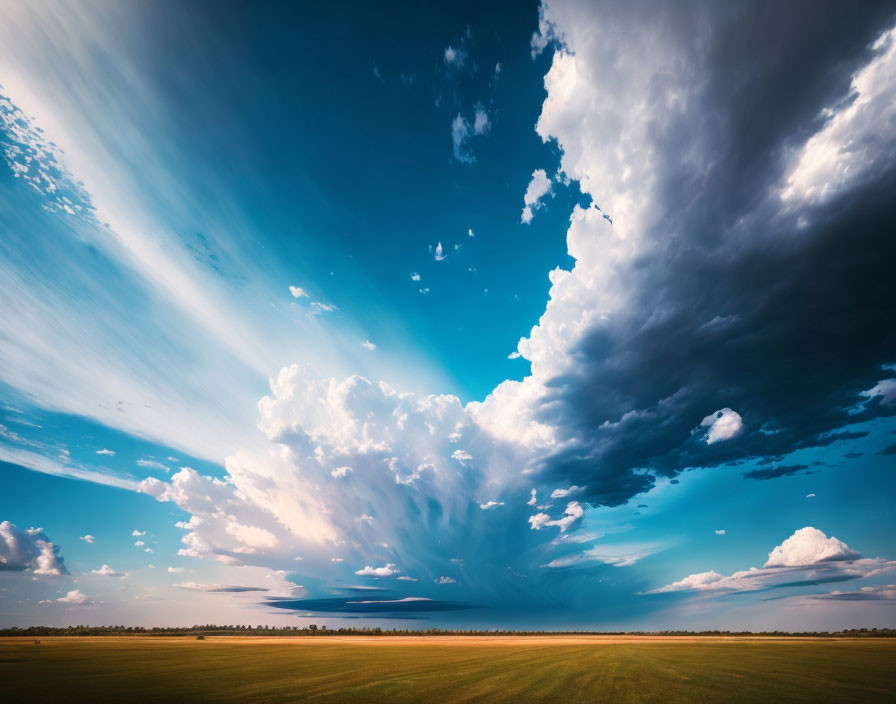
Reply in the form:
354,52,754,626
532,2,896,506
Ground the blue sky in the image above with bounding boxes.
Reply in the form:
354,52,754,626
1,0,895,630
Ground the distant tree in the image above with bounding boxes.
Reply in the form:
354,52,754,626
308,624,318,632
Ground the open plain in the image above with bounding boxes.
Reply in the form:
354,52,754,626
2,635,894,703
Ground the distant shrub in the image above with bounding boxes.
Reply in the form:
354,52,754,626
196,635,205,640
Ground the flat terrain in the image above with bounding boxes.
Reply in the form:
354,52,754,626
2,636,894,703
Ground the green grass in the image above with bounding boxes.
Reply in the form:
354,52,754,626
2,636,894,703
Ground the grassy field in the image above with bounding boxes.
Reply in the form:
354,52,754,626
2,635,894,703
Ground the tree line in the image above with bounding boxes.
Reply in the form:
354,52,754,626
1,625,893,637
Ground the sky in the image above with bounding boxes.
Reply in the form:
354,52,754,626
0,0,895,631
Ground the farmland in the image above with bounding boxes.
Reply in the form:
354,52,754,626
2,635,894,703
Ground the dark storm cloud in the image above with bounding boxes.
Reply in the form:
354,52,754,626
879,444,896,456
534,1,896,505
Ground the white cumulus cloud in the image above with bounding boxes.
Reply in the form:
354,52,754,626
91,564,125,577
699,408,744,445
520,169,553,224
354,563,400,577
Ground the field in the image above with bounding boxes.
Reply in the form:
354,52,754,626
2,635,894,703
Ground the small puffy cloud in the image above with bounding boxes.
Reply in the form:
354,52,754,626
806,493,816,498
764,527,859,567
473,108,490,135
95,448,115,456
331,557,344,563
715,529,726,535
91,564,125,577
452,109,490,163
444,45,465,67
479,501,504,510
131,530,145,537
435,576,456,584
432,242,446,261
410,273,420,282
331,466,352,478
134,541,144,547
79,535,95,544
528,502,584,533
508,351,522,359
0,521,66,575
289,286,308,299
654,570,727,593
396,575,418,581
468,228,475,237
167,566,185,573
520,169,552,224
527,489,537,506
528,513,551,530
451,449,473,464
354,563,400,577
57,589,89,604
361,340,376,351
550,486,584,499
699,408,744,445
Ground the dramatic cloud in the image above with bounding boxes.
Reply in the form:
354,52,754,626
473,0,896,509
102,1,896,620
0,521,66,575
